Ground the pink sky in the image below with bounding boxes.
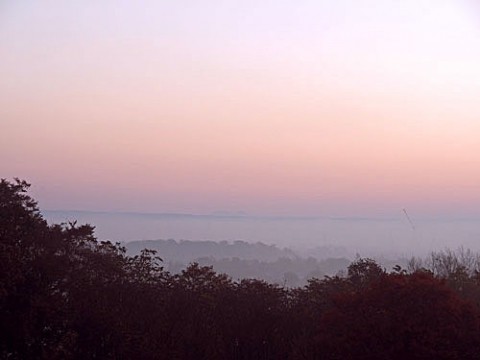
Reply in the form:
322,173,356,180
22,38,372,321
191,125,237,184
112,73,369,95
1,0,480,217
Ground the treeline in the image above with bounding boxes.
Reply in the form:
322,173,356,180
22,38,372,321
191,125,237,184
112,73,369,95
127,240,351,286
126,239,297,263
125,239,350,287
189,256,350,287
3,179,480,359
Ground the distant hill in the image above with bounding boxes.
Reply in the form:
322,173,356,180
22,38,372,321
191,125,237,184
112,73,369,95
125,239,297,263
125,239,352,286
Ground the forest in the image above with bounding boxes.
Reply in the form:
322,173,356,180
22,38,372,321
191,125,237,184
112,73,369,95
126,239,351,287
3,179,480,359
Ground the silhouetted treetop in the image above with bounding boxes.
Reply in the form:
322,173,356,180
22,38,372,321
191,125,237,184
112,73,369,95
3,179,480,359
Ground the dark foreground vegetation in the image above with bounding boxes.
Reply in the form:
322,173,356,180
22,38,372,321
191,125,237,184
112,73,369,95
3,179,480,359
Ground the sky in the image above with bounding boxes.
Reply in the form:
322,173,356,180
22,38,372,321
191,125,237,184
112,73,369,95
1,0,480,218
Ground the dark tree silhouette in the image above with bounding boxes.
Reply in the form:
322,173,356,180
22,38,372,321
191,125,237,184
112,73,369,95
315,272,480,359
3,178,480,359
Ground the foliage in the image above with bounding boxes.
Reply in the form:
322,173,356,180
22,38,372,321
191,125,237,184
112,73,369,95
3,179,480,359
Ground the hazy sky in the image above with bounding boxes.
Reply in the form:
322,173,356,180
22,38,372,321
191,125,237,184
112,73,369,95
1,0,480,217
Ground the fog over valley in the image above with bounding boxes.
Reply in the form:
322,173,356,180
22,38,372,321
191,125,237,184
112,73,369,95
43,210,480,258
3,0,480,356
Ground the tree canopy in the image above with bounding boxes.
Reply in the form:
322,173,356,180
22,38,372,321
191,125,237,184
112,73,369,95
2,178,480,359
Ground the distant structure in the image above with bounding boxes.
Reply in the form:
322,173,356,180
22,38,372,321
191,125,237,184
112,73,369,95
403,209,415,230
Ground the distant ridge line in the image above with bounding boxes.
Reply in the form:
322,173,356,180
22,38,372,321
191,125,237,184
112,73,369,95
42,209,322,221
42,209,407,222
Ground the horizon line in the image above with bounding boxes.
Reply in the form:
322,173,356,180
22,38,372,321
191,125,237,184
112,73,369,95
40,209,480,222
